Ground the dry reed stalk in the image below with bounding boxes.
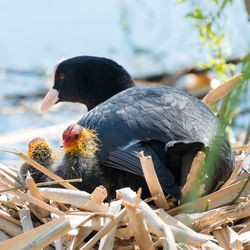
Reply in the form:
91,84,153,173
220,153,245,189
0,230,10,243
37,187,91,206
26,176,44,201
66,237,76,250
0,182,65,216
117,188,213,246
239,148,250,174
232,149,249,186
0,200,21,210
65,211,114,218
161,226,178,250
36,187,109,212
233,144,250,152
18,209,34,232
90,185,107,204
80,208,127,250
116,246,136,250
73,227,93,249
181,151,205,200
139,151,169,209
226,225,243,249
176,200,250,232
0,217,23,237
27,204,50,224
203,74,242,105
238,230,250,244
238,217,250,234
0,163,19,182
0,149,78,190
234,171,249,184
201,241,224,250
156,208,204,236
213,227,231,250
50,201,64,250
0,178,82,194
116,226,132,240
0,215,88,250
99,200,122,250
79,200,109,213
122,200,155,250
168,178,250,215
0,209,22,226
80,216,105,230
26,176,50,217
0,169,21,188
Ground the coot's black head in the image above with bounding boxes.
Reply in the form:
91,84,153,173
40,56,135,111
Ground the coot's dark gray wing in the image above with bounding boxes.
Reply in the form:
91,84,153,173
78,86,221,153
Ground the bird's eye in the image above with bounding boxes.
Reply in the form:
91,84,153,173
59,73,65,80
74,134,79,140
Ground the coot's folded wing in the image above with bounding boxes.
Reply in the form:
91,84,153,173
104,141,181,198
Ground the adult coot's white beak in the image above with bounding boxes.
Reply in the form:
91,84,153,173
40,88,59,112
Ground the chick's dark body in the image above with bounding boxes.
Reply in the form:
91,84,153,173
19,147,53,184
55,152,150,200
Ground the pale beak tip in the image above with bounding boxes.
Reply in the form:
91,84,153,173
40,104,46,113
40,88,59,112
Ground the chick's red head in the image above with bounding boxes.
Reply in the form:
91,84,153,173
62,124,83,147
62,124,98,156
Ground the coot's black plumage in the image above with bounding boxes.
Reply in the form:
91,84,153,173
41,56,234,199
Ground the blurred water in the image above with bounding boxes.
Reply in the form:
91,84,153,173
0,0,249,164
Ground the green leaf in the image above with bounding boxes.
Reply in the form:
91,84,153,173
176,0,187,3
197,61,211,69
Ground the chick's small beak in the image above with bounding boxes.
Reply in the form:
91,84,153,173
62,138,72,148
40,88,59,112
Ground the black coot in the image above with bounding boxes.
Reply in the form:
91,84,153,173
41,56,234,199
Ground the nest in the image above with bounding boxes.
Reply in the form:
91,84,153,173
0,74,249,249
0,143,249,250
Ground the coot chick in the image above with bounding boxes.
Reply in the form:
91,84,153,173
41,56,235,199
54,124,150,200
19,137,57,184
41,56,135,112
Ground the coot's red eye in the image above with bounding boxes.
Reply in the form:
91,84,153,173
59,73,65,80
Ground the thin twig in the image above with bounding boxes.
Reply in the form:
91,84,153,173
0,178,82,194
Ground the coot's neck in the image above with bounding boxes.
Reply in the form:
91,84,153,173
75,74,136,111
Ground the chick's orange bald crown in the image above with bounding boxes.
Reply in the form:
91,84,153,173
62,124,98,157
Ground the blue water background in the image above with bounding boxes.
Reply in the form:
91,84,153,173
0,0,249,164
